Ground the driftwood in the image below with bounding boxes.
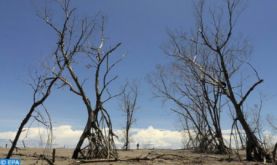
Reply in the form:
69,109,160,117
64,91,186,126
78,151,187,164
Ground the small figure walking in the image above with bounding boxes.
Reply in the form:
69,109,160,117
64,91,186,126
136,143,139,150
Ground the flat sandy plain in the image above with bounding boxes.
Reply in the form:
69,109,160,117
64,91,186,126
0,148,265,164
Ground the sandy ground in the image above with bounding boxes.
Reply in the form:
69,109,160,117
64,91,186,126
0,148,266,164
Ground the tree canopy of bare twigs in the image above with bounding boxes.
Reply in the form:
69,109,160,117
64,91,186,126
151,0,271,161
150,56,229,154
38,0,123,159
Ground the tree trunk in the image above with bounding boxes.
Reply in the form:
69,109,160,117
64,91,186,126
124,128,129,151
272,143,277,164
72,110,118,159
215,128,229,154
235,105,270,161
72,117,92,159
6,105,36,158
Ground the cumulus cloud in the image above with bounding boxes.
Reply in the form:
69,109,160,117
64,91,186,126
0,125,184,149
0,125,82,148
115,126,183,149
0,125,276,149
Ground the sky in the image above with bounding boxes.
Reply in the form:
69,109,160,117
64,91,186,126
0,0,277,148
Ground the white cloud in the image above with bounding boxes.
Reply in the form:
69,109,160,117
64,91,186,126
0,125,276,150
115,126,183,149
0,125,82,148
0,125,183,149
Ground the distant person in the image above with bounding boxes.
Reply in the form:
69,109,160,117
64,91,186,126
136,143,139,150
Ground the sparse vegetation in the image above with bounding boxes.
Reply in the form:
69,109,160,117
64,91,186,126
2,0,276,164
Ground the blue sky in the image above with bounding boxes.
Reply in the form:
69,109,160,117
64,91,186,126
0,0,276,133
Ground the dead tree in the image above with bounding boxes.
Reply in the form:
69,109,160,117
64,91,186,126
152,0,270,160
150,63,228,154
150,25,229,153
39,0,123,159
6,66,65,158
163,0,270,161
121,83,138,150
